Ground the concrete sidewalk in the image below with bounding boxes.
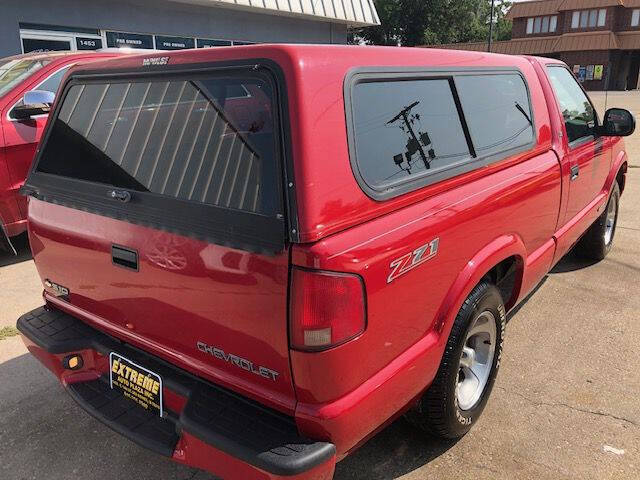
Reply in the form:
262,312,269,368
1,92,639,480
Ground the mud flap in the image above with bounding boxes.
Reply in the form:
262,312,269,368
0,223,17,256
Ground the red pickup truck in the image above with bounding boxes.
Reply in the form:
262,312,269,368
16,45,633,479
0,51,120,254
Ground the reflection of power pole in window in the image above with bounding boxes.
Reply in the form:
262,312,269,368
387,101,435,174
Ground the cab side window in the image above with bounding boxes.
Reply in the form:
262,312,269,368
37,65,72,94
11,65,71,113
546,66,596,144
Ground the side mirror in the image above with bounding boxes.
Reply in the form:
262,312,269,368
11,90,56,120
599,108,636,137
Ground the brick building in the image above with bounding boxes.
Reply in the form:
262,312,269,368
428,0,640,91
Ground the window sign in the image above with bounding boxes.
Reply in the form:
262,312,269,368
106,31,154,49
22,38,72,53
197,38,232,48
594,65,604,81
154,35,195,50
76,37,103,50
586,65,595,81
578,66,587,83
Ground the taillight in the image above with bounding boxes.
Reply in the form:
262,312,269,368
289,268,366,351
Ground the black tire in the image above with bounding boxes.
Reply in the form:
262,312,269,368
575,183,620,261
407,281,506,439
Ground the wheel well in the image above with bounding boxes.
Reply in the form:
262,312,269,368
482,256,519,308
616,163,627,194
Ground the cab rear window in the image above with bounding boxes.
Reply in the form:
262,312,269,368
346,70,535,199
37,73,278,215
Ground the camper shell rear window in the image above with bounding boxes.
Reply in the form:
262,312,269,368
25,62,290,253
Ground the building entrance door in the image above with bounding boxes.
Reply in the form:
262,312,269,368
627,53,640,90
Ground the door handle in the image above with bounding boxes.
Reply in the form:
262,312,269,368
570,165,579,181
112,245,138,271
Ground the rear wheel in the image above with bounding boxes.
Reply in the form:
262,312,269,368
407,281,505,439
575,183,620,261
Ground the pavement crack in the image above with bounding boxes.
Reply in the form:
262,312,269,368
618,225,640,232
496,386,639,427
472,462,501,475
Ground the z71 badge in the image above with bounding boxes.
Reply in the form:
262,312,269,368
387,238,439,284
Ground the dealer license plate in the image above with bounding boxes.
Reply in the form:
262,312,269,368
109,352,163,417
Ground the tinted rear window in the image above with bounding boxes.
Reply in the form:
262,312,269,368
37,73,278,215
348,71,534,199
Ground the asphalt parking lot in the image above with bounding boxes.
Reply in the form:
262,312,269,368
1,91,639,480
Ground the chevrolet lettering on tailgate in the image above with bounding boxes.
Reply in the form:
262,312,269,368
197,341,279,381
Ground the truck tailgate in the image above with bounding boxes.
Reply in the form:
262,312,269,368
23,63,296,412
28,199,296,411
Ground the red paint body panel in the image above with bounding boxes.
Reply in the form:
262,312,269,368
0,52,120,238
29,201,297,413
20,46,630,478
290,153,561,405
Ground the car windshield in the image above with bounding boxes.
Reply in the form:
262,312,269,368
0,58,51,99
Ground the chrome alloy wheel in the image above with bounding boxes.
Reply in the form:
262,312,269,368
604,195,617,246
456,311,497,411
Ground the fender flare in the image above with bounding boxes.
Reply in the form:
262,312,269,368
433,234,526,342
609,150,628,194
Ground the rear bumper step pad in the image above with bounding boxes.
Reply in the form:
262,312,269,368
68,378,179,457
17,306,335,476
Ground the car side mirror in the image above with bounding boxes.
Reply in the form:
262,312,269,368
598,108,636,137
11,90,56,120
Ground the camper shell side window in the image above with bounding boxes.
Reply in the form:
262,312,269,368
345,67,536,200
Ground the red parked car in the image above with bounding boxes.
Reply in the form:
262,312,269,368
0,51,120,254
17,45,633,479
